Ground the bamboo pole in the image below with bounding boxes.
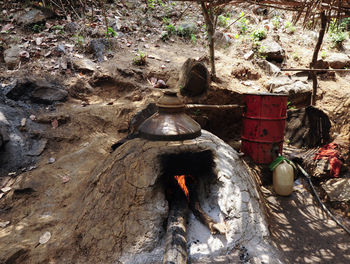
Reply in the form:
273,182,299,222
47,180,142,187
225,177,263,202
185,104,243,110
281,68,350,72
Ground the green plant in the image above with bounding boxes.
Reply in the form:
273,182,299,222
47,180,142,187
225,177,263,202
106,27,117,38
257,45,267,59
162,17,170,25
161,31,169,41
320,50,327,59
238,11,249,34
287,101,296,110
176,25,195,38
165,23,176,35
251,28,267,41
284,21,296,34
272,16,281,29
193,109,201,116
329,18,348,48
133,50,147,66
51,25,64,34
292,52,300,61
32,23,45,33
191,33,197,44
330,31,347,48
73,35,84,47
218,14,230,27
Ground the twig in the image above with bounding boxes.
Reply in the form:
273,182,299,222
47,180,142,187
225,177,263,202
174,3,192,25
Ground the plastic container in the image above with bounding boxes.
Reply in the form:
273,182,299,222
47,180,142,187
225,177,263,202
273,160,294,196
241,93,288,164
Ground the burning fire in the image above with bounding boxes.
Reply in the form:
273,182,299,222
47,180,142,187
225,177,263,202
174,175,191,202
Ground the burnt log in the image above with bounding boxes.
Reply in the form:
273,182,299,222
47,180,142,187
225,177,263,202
178,58,210,97
163,193,188,264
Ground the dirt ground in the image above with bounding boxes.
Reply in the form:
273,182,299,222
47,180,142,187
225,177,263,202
1,1,350,263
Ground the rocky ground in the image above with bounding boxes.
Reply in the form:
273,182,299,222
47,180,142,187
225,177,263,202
0,1,350,263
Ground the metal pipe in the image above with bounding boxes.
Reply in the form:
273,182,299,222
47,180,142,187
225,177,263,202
163,195,188,264
296,163,350,235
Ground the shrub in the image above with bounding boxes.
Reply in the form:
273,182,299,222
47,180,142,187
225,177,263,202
133,50,147,66
238,12,250,34
218,14,230,27
284,21,296,34
272,16,281,29
251,28,267,41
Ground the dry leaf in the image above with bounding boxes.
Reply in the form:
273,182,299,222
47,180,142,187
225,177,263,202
62,175,70,183
21,118,26,127
1,187,11,193
51,119,58,129
0,221,10,228
1,23,14,33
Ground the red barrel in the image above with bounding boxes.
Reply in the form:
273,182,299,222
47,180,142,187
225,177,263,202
241,93,288,164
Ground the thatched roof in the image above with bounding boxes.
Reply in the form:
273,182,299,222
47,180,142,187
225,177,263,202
178,1,350,24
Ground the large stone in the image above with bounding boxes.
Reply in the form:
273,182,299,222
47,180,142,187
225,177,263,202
5,78,68,104
260,39,285,62
326,53,350,69
17,9,49,26
4,46,21,70
322,178,350,202
256,59,281,75
72,58,97,73
273,80,311,94
31,86,68,104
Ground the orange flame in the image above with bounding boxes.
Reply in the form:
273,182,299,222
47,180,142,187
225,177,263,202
174,175,190,201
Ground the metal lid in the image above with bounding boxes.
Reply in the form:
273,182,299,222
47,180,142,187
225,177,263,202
138,90,201,141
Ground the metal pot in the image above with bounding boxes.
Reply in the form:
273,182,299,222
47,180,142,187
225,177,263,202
138,90,201,141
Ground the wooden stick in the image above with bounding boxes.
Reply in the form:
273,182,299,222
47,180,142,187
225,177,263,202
186,104,243,110
163,193,188,264
281,68,350,72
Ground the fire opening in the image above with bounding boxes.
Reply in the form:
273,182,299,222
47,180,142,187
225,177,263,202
160,150,214,204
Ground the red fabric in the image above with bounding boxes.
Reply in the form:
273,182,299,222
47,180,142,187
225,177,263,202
314,143,342,177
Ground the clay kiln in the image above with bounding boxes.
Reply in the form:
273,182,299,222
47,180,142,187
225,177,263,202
74,91,282,264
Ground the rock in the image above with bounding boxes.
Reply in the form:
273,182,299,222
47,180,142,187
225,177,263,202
322,178,350,202
64,22,78,33
31,86,68,104
273,80,311,94
178,58,210,97
214,31,234,47
4,45,21,70
5,78,68,104
26,139,47,156
72,58,97,73
256,59,280,75
56,44,65,54
244,50,254,60
88,39,117,62
326,53,350,69
260,39,285,62
178,22,198,35
67,78,94,99
17,9,49,26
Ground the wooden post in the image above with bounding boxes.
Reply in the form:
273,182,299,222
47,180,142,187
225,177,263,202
310,11,327,105
200,1,216,78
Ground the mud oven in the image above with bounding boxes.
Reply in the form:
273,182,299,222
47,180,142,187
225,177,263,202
77,91,281,264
